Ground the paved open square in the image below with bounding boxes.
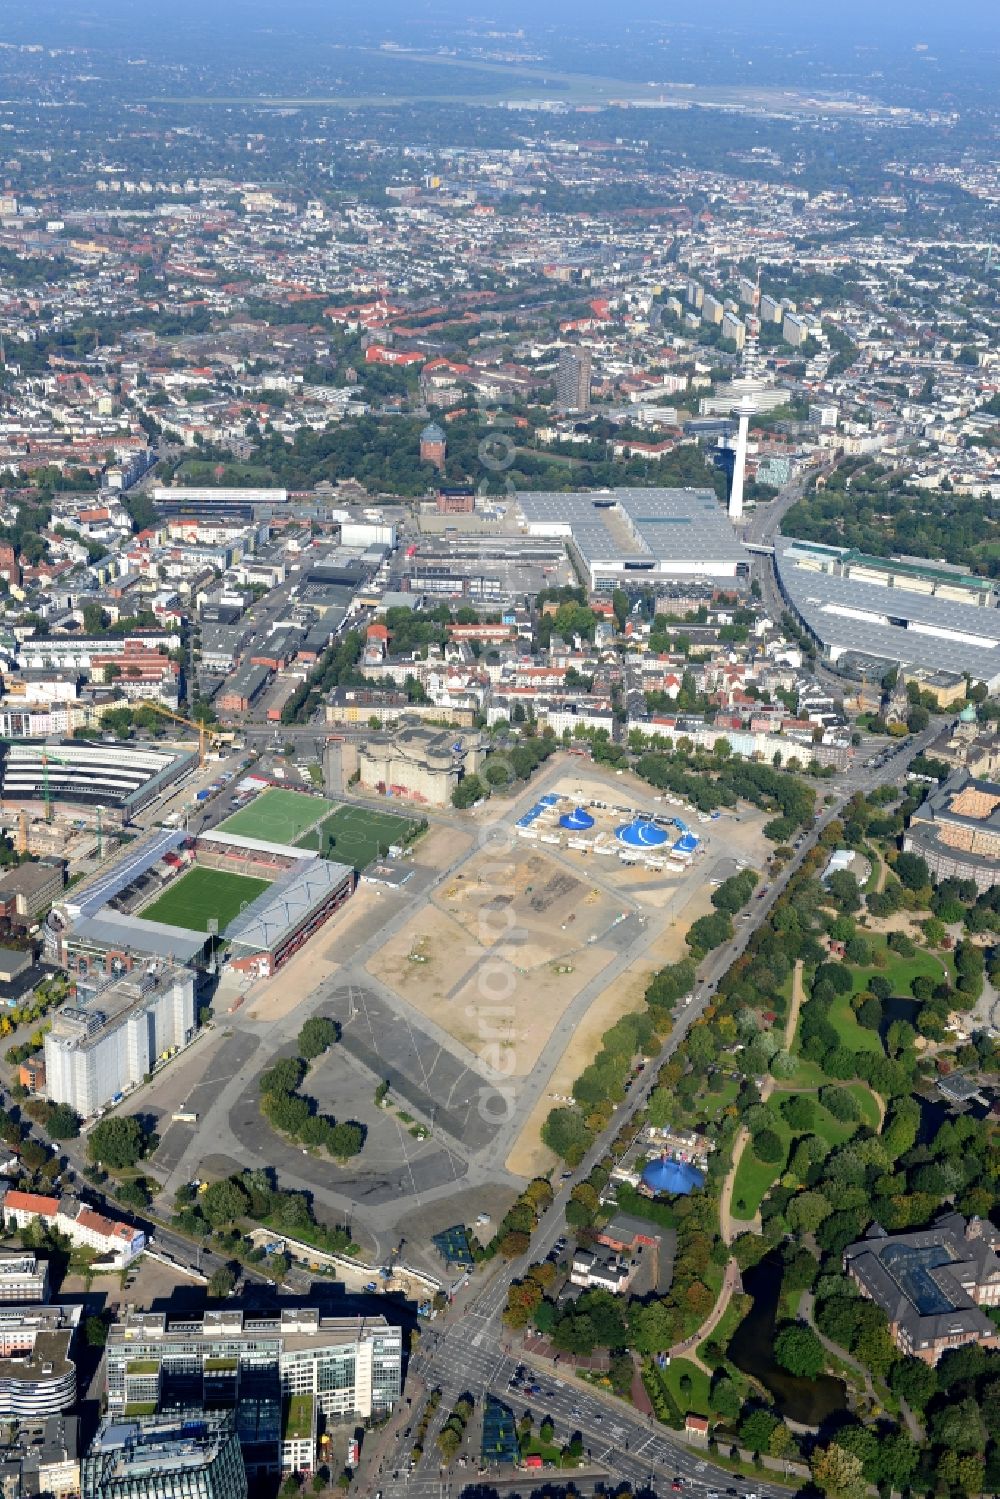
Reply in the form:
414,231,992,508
141,866,271,932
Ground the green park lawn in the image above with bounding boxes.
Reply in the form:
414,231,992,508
660,1357,711,1418
521,1436,565,1464
731,1083,880,1223
827,988,885,1053
848,938,951,998
701,1076,741,1118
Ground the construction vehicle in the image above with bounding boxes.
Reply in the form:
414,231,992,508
139,701,221,766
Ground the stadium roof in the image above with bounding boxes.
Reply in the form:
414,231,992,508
67,828,188,920
225,859,353,954
69,910,207,963
199,829,318,861
777,538,1000,684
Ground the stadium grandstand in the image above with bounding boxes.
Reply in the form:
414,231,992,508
224,858,354,979
0,741,195,825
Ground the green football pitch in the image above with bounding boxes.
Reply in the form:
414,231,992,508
217,788,335,845
142,867,271,933
295,802,418,871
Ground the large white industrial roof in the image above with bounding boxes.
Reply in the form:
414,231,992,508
777,538,1000,683
516,487,746,567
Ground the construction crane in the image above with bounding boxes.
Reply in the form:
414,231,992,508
23,750,114,855
38,746,77,824
139,701,220,766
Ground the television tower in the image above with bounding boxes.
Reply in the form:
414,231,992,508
728,270,762,522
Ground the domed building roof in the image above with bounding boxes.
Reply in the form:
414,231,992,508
560,807,595,831
959,704,977,723
421,422,446,443
615,819,669,849
641,1155,705,1196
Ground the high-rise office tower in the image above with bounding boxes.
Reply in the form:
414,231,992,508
82,1413,247,1499
556,348,592,412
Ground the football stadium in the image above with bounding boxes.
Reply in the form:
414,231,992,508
51,788,356,980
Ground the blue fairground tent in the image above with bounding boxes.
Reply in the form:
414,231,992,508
560,807,595,831
616,819,670,849
642,1156,705,1195
673,832,700,855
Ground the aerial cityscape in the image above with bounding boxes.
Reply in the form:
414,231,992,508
0,1,995,1497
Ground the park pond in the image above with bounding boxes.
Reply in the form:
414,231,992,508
728,1258,847,1426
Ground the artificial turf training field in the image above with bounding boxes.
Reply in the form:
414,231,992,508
296,802,418,870
217,788,335,845
142,866,271,933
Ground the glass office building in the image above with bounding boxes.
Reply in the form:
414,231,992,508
105,1309,402,1474
81,1412,246,1499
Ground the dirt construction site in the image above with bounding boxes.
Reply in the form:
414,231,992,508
363,769,769,1174
366,844,625,1075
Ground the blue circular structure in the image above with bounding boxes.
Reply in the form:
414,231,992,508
641,1156,705,1196
615,819,669,849
560,807,595,831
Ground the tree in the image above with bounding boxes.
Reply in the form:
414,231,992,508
200,1178,250,1226
627,1298,673,1355
259,1057,306,1096
739,1408,778,1454
753,1128,784,1163
82,601,109,634
209,1265,236,1298
710,1376,741,1421
452,775,485,809
780,1094,815,1131
844,934,873,967
115,1178,151,1211
819,1086,859,1122
810,1442,868,1499
327,1121,364,1161
540,1107,593,1166
45,1103,80,1139
88,1115,145,1169
930,1396,986,1454
786,1191,833,1234
894,851,930,891
686,911,734,957
84,1314,110,1347
774,1324,825,1379
297,1016,339,1060
826,871,861,913
100,706,134,739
